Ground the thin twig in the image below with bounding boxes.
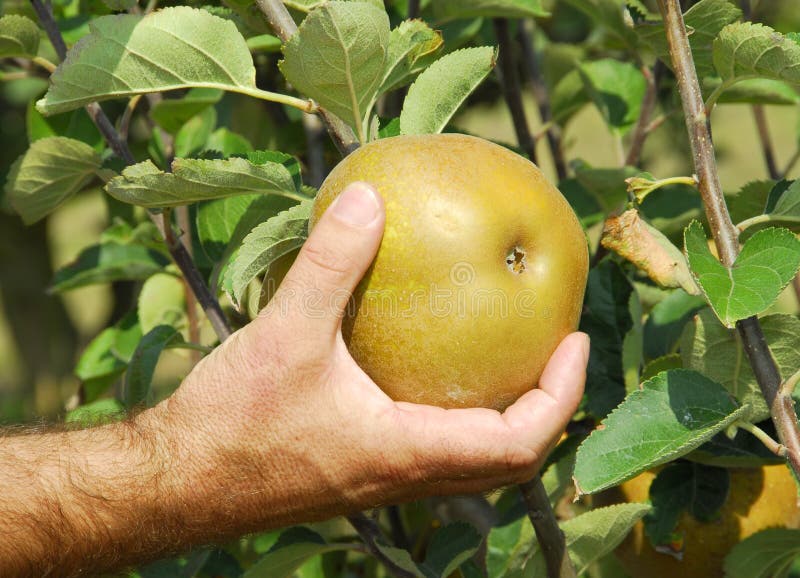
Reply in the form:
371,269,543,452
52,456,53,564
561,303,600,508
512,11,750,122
254,0,359,155
176,206,202,364
407,0,420,19
519,476,576,578
347,512,419,578
782,149,800,179
30,0,232,344
625,62,661,167
119,94,142,143
386,505,410,551
658,0,800,476
493,18,537,164
301,113,327,188
751,105,780,180
517,21,568,180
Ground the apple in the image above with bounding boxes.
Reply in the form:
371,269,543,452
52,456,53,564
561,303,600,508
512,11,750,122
310,133,588,410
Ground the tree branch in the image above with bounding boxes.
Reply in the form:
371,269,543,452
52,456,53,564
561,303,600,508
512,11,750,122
29,0,232,344
657,0,800,476
493,18,537,164
625,62,662,167
253,0,359,155
517,21,568,181
519,476,576,578
751,104,780,180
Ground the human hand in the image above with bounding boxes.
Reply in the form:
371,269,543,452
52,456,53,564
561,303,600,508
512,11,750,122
149,182,589,538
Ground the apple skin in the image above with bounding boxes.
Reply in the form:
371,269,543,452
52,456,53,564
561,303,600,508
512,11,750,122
310,134,588,410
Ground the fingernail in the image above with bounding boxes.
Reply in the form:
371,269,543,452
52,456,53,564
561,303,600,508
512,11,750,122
331,182,380,226
580,333,591,365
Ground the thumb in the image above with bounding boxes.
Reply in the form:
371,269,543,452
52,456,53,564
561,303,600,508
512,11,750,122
270,181,385,337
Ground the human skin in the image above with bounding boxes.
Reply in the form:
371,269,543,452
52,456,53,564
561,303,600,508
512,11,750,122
0,182,589,577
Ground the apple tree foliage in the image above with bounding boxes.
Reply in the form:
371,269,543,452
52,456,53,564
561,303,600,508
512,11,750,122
2,0,800,575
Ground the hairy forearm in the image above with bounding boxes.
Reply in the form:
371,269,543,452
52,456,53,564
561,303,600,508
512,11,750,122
0,412,186,577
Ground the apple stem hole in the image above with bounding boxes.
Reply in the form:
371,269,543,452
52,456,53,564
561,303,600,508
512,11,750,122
506,247,527,274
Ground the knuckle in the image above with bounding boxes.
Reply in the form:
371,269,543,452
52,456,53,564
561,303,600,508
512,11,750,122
501,443,540,477
301,242,354,279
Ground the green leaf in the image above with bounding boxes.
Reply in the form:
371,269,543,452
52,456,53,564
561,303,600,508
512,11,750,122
371,543,425,577
641,353,683,381
681,309,800,423
124,325,182,408
573,369,746,494
644,462,729,546
138,272,186,334
541,435,580,506
380,19,443,93
422,523,482,578
727,180,775,227
637,0,741,79
244,527,356,578
579,59,646,133
579,260,634,418
738,180,800,233
197,193,298,270
573,161,640,209
75,311,142,402
247,33,282,53
562,0,639,50
704,78,800,105
684,221,800,327
0,15,40,58
551,69,589,125
106,157,309,208
279,1,390,142
713,22,800,89
558,178,605,227
643,290,706,359
26,103,104,149
205,128,254,157
527,503,652,576
4,136,103,224
486,517,534,578
174,106,218,158
50,242,169,292
431,0,548,21
724,528,800,578
37,7,261,115
400,46,496,135
229,199,313,306
150,88,224,134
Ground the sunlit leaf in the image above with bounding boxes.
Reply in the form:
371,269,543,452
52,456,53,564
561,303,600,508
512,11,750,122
229,200,313,306
279,1,390,141
684,221,800,326
400,46,496,135
37,7,262,115
106,156,308,208
574,369,745,494
713,22,800,89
